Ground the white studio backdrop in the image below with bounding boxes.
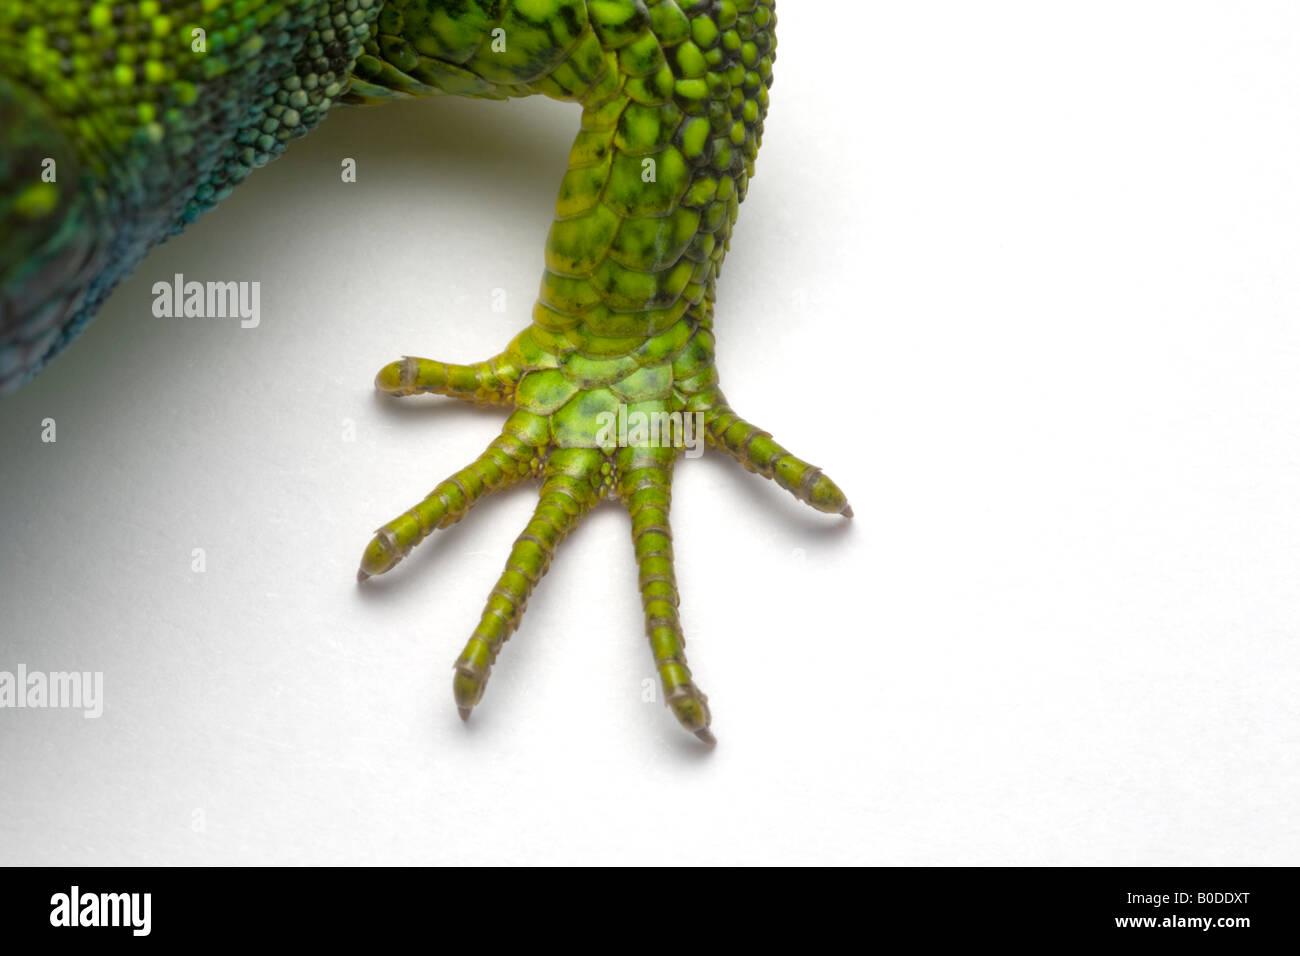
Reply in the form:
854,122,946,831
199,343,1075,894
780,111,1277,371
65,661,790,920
1,2,1297,864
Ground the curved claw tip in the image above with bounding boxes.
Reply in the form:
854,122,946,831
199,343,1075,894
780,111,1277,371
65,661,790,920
458,706,473,723
695,728,717,747
841,506,854,519
356,569,371,583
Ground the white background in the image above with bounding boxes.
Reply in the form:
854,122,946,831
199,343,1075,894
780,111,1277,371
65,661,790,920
1,1,1298,865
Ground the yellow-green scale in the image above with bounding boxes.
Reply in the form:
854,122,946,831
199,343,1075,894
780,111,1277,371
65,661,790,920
349,0,776,455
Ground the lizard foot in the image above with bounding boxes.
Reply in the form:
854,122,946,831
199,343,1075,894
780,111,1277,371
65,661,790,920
359,332,849,744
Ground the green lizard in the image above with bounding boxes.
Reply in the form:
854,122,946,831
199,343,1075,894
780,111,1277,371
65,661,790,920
0,0,849,743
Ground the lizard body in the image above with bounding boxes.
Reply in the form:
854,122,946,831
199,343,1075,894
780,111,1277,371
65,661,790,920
0,0,848,742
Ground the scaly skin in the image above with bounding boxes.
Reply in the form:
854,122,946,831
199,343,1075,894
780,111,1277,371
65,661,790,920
0,0,383,386
0,1,850,744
